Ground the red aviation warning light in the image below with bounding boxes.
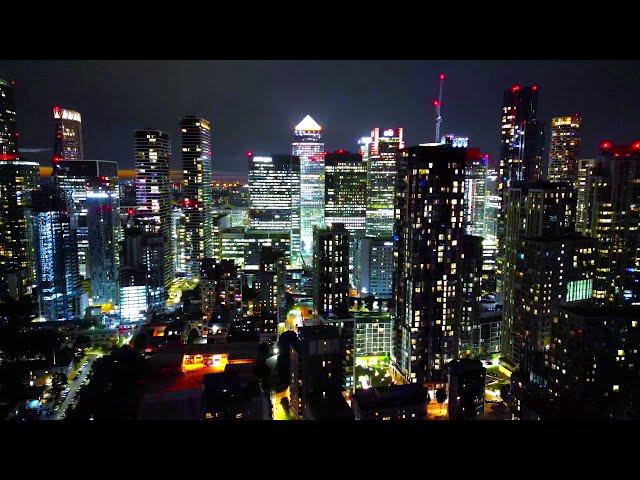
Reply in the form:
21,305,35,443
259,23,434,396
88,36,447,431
439,73,445,80
599,141,613,151
246,151,253,157
511,85,521,93
631,141,640,151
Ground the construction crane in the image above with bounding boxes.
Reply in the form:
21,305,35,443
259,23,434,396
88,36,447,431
433,73,445,143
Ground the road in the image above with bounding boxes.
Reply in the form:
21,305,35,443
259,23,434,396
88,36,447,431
43,354,99,420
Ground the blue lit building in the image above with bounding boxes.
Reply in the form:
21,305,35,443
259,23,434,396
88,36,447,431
31,186,81,321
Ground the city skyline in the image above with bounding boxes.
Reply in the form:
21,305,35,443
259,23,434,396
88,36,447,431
1,60,640,173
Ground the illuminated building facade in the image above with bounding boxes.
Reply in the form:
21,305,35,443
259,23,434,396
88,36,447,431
171,207,188,274
134,129,174,302
365,128,404,238
497,85,545,294
52,106,83,174
292,115,324,266
0,79,38,300
180,116,213,276
547,115,582,185
0,159,38,299
447,359,485,420
290,325,344,418
393,144,466,385
464,149,488,237
86,187,120,308
353,237,393,299
200,258,241,325
460,235,483,359
545,303,640,419
248,154,300,268
353,310,392,360
0,78,18,157
313,223,349,318
55,160,119,287
501,181,591,372
324,150,367,236
588,142,640,306
31,186,81,321
575,158,596,235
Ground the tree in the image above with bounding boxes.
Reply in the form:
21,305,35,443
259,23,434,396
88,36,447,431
73,335,92,351
280,397,291,415
51,372,68,392
132,332,148,352
187,328,200,344
499,384,511,403
435,388,447,404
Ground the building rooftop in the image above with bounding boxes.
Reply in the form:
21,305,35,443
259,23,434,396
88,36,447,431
448,358,485,376
353,384,429,410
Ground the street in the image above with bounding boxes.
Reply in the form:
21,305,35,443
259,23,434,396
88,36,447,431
42,353,99,420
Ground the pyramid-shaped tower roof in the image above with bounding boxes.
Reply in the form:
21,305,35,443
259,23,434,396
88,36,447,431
294,115,322,131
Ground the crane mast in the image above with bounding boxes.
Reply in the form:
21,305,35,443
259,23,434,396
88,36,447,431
434,73,445,143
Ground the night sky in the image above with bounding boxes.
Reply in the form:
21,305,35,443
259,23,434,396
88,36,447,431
1,60,640,174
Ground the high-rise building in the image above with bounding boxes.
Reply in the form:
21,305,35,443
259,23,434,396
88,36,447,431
292,115,324,266
180,116,213,276
200,258,241,326
0,79,38,300
447,358,486,420
324,150,367,236
353,237,394,299
588,141,640,306
313,223,349,318
393,144,466,385
52,106,84,174
545,303,640,419
248,154,301,268
460,235,483,359
501,181,594,373
575,158,596,235
365,127,404,238
134,129,174,303
55,160,119,283
31,186,81,321
0,79,18,157
464,150,488,237
547,115,582,185
497,85,545,294
290,325,344,418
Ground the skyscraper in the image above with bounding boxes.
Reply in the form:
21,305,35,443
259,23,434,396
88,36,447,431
588,141,640,306
393,144,466,385
86,183,120,309
324,150,367,235
547,115,582,185
52,106,84,175
575,158,596,235
292,115,324,266
56,160,119,281
0,79,18,157
497,85,545,294
464,149,488,237
366,127,404,238
180,116,213,276
0,79,39,300
134,129,174,303
31,186,81,321
313,223,349,318
353,237,394,299
248,154,301,268
500,181,588,371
